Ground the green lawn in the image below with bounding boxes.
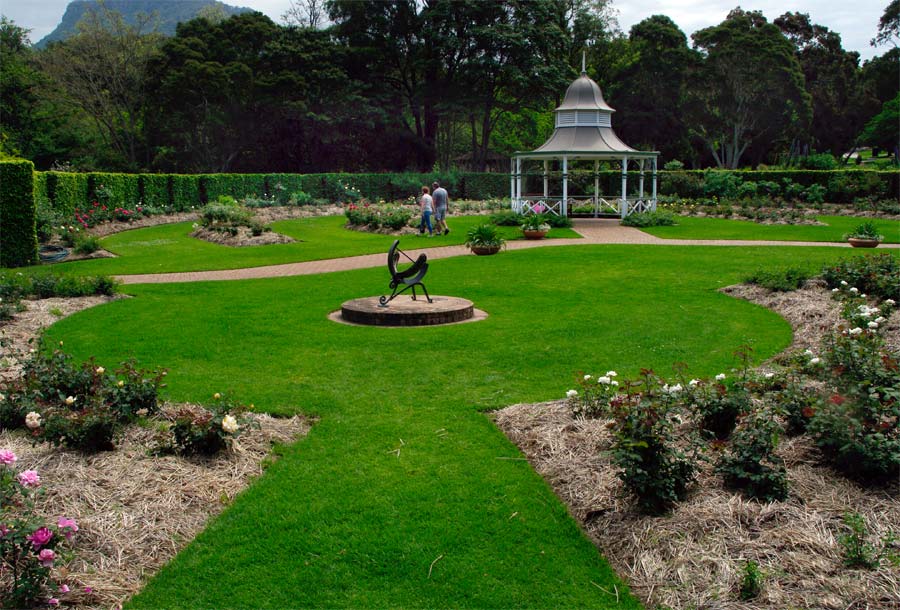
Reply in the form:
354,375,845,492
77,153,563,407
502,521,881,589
641,215,900,243
41,215,579,276
41,244,864,609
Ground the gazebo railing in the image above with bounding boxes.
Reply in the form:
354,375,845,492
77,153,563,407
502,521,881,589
512,195,656,218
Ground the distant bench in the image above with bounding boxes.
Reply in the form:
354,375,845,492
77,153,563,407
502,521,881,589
379,240,432,307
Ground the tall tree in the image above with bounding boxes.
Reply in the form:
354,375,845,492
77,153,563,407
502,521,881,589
687,9,811,168
0,18,40,157
605,15,697,164
775,12,876,158
36,4,162,170
872,0,899,46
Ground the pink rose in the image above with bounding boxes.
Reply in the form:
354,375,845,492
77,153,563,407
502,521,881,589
59,584,70,593
27,526,52,549
0,449,16,465
0,524,9,537
48,599,59,606
57,517,78,540
16,469,40,487
39,548,56,567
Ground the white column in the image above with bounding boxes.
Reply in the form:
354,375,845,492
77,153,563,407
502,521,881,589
620,157,628,218
593,159,599,217
543,160,548,198
639,159,645,199
516,157,522,212
651,157,658,211
510,158,515,210
562,156,568,217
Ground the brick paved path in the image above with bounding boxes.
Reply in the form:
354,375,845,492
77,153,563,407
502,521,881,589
118,219,898,285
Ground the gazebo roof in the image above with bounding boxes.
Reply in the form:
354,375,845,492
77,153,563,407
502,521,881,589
516,67,657,159
556,73,615,112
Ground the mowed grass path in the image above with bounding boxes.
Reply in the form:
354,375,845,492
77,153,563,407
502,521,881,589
641,215,900,243
45,245,859,608
45,215,579,276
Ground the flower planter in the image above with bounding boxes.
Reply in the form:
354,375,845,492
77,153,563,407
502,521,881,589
847,238,880,248
470,245,501,256
522,230,548,240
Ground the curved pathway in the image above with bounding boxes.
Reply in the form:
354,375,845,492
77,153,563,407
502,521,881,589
118,219,899,284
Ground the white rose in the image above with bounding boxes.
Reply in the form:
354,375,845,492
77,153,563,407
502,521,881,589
832,288,840,293
764,372,774,379
117,380,125,387
221,415,239,434
868,321,879,329
810,357,821,365
65,396,76,406
875,317,886,324
598,376,611,385
840,280,848,286
606,371,618,377
25,411,42,429
849,287,859,294
566,389,578,399
804,349,814,356
610,380,619,386
885,299,895,306
715,373,726,381
583,374,591,381
96,367,105,374
849,327,863,336
688,379,699,386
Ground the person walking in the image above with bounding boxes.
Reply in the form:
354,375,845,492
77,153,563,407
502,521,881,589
432,181,450,235
418,185,434,237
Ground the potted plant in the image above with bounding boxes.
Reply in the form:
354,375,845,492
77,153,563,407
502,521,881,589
520,213,551,239
844,221,883,248
465,223,505,255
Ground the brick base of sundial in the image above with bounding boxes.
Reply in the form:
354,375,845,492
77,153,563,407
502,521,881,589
334,295,484,327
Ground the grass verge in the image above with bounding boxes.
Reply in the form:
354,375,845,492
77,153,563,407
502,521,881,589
640,215,900,243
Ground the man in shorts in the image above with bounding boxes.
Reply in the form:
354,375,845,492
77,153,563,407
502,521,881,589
432,181,450,235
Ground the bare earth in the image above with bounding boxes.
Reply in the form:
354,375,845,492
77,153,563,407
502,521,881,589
494,282,900,610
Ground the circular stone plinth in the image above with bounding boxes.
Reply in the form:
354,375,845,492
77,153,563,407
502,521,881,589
338,295,477,327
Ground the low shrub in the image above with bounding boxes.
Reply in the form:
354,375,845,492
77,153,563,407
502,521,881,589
739,560,762,600
704,171,742,198
774,374,821,435
489,211,521,226
608,370,698,515
691,376,751,440
73,234,102,255
716,408,789,502
343,203,413,231
566,371,620,418
1,451,79,608
821,254,900,302
620,210,677,227
744,267,811,292
168,393,249,456
545,214,573,228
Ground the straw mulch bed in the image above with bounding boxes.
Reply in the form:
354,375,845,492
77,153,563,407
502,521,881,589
2,297,311,608
493,281,900,609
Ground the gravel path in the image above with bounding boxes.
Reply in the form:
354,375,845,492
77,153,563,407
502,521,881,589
117,219,899,285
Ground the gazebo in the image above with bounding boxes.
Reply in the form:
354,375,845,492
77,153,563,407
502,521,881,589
510,59,659,218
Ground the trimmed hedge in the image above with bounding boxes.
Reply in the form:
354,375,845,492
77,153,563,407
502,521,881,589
45,171,89,218
170,174,201,211
0,159,38,268
141,174,171,209
24,169,898,223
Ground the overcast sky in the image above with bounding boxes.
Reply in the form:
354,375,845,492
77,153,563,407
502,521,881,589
0,0,889,61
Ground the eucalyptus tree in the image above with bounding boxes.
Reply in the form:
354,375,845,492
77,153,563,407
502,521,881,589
605,15,697,164
687,9,811,168
872,0,899,46
775,12,876,159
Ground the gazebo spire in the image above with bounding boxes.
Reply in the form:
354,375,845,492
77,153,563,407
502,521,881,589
581,51,586,75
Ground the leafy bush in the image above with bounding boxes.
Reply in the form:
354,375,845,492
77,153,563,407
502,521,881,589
774,375,821,435
821,254,900,301
168,394,248,456
73,233,101,255
490,211,521,226
795,153,838,170
703,171,742,198
736,181,758,198
0,272,118,301
620,210,676,227
663,160,684,170
545,214,573,228
199,202,254,234
744,267,811,292
343,203,413,230
716,408,789,502
1,451,79,608
566,371,620,418
659,171,704,198
802,183,826,204
289,191,314,206
692,377,751,440
608,370,698,515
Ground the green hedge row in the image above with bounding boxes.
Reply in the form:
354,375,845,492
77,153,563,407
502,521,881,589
26,168,900,221
1,159,38,268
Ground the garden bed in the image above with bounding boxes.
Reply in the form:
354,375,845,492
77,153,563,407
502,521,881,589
1,297,311,608
494,282,900,609
190,226,296,247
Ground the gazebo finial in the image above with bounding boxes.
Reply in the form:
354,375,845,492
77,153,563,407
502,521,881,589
581,51,586,75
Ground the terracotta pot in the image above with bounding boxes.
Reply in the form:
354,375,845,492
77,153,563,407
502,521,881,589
522,230,548,240
470,245,501,256
848,238,880,248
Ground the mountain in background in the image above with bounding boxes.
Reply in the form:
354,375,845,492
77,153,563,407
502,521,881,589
35,0,254,48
